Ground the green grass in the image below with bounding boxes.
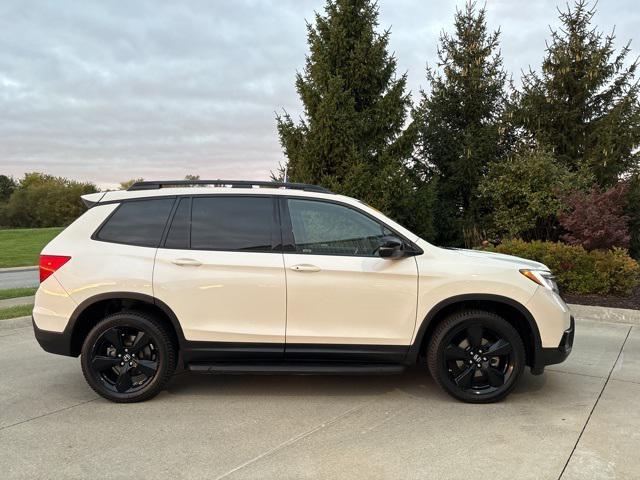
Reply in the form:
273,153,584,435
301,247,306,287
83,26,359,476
0,304,33,320
0,287,38,300
0,227,64,268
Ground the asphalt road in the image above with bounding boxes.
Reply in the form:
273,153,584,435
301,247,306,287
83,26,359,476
0,268,39,289
0,317,638,480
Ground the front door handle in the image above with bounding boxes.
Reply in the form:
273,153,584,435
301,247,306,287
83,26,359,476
172,258,202,267
289,264,321,272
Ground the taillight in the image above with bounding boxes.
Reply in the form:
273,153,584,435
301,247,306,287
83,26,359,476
39,255,71,283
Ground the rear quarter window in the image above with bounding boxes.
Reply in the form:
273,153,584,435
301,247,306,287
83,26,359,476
96,198,175,247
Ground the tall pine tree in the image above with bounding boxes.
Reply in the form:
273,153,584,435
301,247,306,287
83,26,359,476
276,0,434,238
517,0,640,186
413,2,509,247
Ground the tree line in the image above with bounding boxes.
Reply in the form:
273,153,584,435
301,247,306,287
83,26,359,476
1,1,638,262
276,0,640,259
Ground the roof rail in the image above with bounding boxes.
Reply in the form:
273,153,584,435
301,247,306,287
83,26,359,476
127,180,332,193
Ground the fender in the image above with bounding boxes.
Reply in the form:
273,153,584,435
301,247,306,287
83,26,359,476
404,293,542,366
66,291,187,344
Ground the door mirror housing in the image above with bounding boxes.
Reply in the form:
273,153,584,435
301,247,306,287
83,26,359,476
378,236,405,259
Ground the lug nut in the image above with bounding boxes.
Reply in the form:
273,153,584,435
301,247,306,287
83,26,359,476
118,354,121,358
124,349,128,353
476,364,482,368
129,362,133,366
120,362,124,366
483,357,487,361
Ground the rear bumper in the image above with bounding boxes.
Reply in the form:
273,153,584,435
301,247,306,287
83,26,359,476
531,315,574,375
32,316,74,357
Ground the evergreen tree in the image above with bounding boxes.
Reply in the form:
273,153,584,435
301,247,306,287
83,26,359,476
276,0,434,239
413,2,509,246
517,0,640,186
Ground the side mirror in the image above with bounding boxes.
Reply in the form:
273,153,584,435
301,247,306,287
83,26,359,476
378,236,405,259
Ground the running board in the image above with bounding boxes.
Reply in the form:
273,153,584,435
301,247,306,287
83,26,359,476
187,362,405,375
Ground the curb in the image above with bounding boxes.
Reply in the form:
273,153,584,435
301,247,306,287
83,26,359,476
569,303,640,326
0,316,31,330
0,266,38,273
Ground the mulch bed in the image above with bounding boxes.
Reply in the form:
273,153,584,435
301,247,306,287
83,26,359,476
563,284,640,310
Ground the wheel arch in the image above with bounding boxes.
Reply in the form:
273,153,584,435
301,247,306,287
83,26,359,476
66,292,185,357
406,294,541,368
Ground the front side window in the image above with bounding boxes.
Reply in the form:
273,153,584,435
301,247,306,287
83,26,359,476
190,196,274,251
96,198,175,247
286,199,391,256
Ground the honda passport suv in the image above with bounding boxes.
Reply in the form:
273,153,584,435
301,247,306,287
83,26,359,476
33,180,574,403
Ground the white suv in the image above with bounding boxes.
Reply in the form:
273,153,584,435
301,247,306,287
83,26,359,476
33,180,574,403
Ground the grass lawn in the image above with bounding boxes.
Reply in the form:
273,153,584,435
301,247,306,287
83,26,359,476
0,227,64,268
0,304,33,320
0,287,38,300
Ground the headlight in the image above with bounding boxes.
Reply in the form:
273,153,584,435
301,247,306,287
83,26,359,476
520,269,559,294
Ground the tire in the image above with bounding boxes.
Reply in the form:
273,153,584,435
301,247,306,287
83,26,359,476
427,309,525,403
81,311,176,403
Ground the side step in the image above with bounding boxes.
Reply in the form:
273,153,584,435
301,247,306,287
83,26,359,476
187,362,405,375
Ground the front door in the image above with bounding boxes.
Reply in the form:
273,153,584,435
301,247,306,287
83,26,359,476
280,197,418,362
153,195,286,355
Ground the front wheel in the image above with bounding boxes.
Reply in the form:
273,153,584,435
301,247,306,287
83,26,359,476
81,311,176,403
427,310,525,403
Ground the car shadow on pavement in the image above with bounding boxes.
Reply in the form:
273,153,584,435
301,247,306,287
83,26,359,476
162,366,549,401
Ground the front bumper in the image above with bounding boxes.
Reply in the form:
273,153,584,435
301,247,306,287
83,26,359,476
531,315,574,375
32,316,74,356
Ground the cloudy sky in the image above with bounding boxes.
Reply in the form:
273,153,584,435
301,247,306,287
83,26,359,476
0,0,637,188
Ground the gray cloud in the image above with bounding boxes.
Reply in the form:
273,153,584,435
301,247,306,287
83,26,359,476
0,0,637,188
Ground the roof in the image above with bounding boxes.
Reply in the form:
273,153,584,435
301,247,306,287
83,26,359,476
80,180,338,208
128,180,332,193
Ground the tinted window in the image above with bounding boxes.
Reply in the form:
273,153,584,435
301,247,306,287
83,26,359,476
287,199,391,256
165,197,191,249
97,198,174,247
191,196,273,251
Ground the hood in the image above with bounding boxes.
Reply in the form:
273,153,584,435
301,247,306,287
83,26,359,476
453,248,549,271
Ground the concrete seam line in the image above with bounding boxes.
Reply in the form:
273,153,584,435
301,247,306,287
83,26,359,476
213,402,369,480
0,398,99,432
557,325,633,480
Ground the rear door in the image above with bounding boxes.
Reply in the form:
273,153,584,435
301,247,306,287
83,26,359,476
153,195,286,353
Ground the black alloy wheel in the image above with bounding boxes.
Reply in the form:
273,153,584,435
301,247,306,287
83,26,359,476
81,312,176,403
427,310,525,403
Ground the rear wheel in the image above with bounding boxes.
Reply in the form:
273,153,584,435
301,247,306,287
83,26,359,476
427,310,525,403
81,311,176,403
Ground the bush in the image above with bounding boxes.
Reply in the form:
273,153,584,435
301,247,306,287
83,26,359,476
559,183,630,251
0,172,97,228
481,239,640,295
478,146,589,241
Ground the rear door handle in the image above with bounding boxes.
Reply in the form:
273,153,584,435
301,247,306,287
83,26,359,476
289,264,321,272
172,258,202,267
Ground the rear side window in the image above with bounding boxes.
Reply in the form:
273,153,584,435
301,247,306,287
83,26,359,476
96,198,174,247
188,196,274,251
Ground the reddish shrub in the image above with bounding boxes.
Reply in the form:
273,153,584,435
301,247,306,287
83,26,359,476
559,183,630,251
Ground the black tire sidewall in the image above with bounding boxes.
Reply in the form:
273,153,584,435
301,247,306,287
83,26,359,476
81,312,174,403
428,311,525,403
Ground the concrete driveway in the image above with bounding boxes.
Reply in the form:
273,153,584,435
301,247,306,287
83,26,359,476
0,317,638,480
